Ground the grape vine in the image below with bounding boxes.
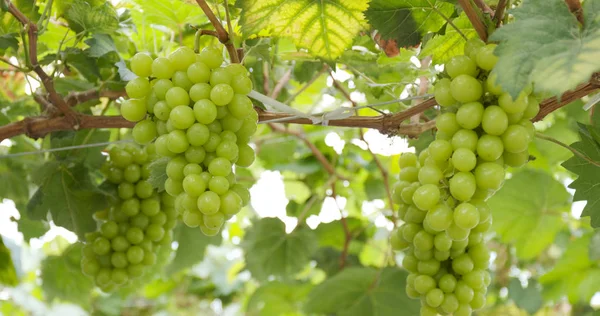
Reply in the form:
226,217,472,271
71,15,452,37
392,38,537,315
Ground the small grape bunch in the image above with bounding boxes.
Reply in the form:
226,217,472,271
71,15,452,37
390,38,538,316
81,144,177,292
121,46,255,236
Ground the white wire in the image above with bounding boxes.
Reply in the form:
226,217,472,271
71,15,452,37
0,139,134,159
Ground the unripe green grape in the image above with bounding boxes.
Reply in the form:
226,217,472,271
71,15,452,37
228,94,254,119
474,162,505,190
414,230,434,251
182,174,207,197
436,112,460,136
451,74,483,103
503,149,529,167
456,101,484,129
220,191,243,216
434,232,452,251
153,79,174,100
165,178,183,197
236,144,255,167
121,99,147,122
463,269,486,290
449,172,476,201
187,62,211,83
189,83,212,102
499,91,529,114
425,288,444,308
418,165,443,185
502,124,531,153
153,101,171,121
166,130,189,153
477,134,504,161
222,115,243,132
434,78,456,107
390,229,410,250
166,156,187,181
453,202,480,229
203,212,225,229
475,44,498,71
428,140,453,162
425,204,452,231
193,99,218,125
152,57,175,79
404,206,427,224
106,167,124,184
216,141,239,161
210,84,234,106
481,105,508,135
168,46,196,71
464,37,485,57
123,164,141,183
418,259,441,276
130,53,153,77
208,176,229,195
118,183,135,200
469,243,491,267
446,55,478,78
145,224,165,241
413,184,440,211
126,245,144,264
451,148,476,172
185,123,209,147
210,67,233,86
172,70,193,91
200,225,221,236
131,214,149,230
401,223,420,242
121,198,140,217
439,274,457,293
451,129,478,151
414,275,436,294
126,77,151,99
141,198,160,216
231,75,253,94
485,72,503,95
128,264,144,278
453,254,475,276
142,250,157,265
198,47,223,69
183,209,203,227
440,293,460,314
135,180,153,199
402,254,418,273
446,223,470,241
470,291,486,310
523,95,540,119
400,183,419,205
397,153,417,169
165,87,190,108
183,163,203,176
197,191,220,215
434,249,450,261
132,120,157,145
399,166,419,182
185,146,206,164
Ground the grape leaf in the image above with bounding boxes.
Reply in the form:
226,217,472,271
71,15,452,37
247,281,313,316
242,217,317,280
314,217,366,251
304,267,420,316
27,163,109,239
50,130,110,170
313,247,360,275
419,13,478,63
488,169,571,260
0,237,17,286
41,243,94,307
0,34,18,53
365,0,455,48
65,0,119,34
238,0,369,60
562,110,600,227
489,0,600,98
147,157,169,192
508,279,543,314
85,34,117,58
540,233,600,303
165,224,222,276
131,0,207,31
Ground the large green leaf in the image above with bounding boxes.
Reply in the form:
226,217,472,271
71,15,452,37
41,243,94,307
132,0,207,31
242,217,317,280
489,169,571,260
247,281,313,316
304,267,420,316
420,13,478,64
563,109,600,227
65,0,119,34
365,0,455,48
508,279,543,314
490,0,600,98
239,0,369,60
27,162,109,238
165,224,222,275
0,237,17,286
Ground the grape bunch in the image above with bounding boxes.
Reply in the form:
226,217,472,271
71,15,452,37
391,38,537,316
81,144,177,292
121,46,255,236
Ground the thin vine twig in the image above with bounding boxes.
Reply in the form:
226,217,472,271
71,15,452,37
535,133,600,168
458,0,488,41
194,0,239,63
494,0,509,27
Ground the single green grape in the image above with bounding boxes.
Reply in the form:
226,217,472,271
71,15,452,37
450,75,482,103
456,101,484,130
502,124,531,153
121,99,147,122
187,62,211,84
476,134,504,162
475,44,498,71
436,112,461,136
434,78,456,107
474,162,505,190
210,84,234,106
130,53,153,77
453,203,480,230
152,57,175,79
168,46,196,71
451,129,479,151
446,55,478,78
449,172,476,201
425,204,453,231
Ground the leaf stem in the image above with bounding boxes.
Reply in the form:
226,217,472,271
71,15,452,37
458,0,488,41
535,133,600,168
494,0,508,27
194,0,239,63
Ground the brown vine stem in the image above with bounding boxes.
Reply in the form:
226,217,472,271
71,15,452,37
533,82,599,121
473,0,494,16
536,133,600,168
458,0,488,41
6,1,78,125
565,0,584,24
494,0,508,27
194,0,239,63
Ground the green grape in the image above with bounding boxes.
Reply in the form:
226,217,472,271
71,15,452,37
150,212,167,226
413,230,434,251
220,191,242,216
420,305,437,316
399,223,419,243
418,259,441,276
231,75,253,95
153,101,171,121
434,78,456,107
454,203,479,229
123,165,141,183
499,92,529,114
481,105,508,136
93,237,111,255
165,157,186,181
210,84,234,106
141,198,160,216
451,129,479,151
402,255,418,273
400,183,419,205
398,152,417,168
425,288,444,308
208,176,229,195
434,249,450,261
168,106,194,130
475,44,498,71
464,37,485,58
121,198,140,217
507,111,524,124
189,83,212,102
425,204,453,231
126,77,151,99
503,149,529,167
523,95,540,119
390,229,410,250
449,172,476,201
405,206,427,224
165,87,190,108
166,130,189,153
452,148,477,172
111,236,130,252
130,53,153,77
131,214,149,230
135,181,153,199
165,178,183,197
183,163,203,176
450,75,483,103
182,174,207,197
207,121,223,133
428,140,453,162
399,166,419,182
142,251,157,265
187,62,211,83
518,119,535,139
153,79,174,100
198,47,223,69
234,144,254,168
145,224,165,242
128,264,144,278
439,274,457,293
81,258,100,277
184,146,206,164
227,94,253,119
202,132,221,153
197,191,220,215
133,120,157,145
118,183,135,200
406,285,420,299
434,232,453,251
454,304,473,316
463,270,486,290
413,184,440,211
221,115,243,132
193,99,218,125
172,70,193,91
216,104,229,119
456,101,484,130
183,209,202,227
418,165,443,185
468,232,483,247
126,246,144,264
101,221,119,239
476,135,504,161
121,99,147,122
455,281,475,303
203,212,225,229
502,125,531,153
168,46,196,71
470,291,486,310
231,184,250,206
474,162,505,190
106,167,124,184
184,124,208,147
485,72,503,95
414,275,436,294
210,67,233,86
447,223,470,241
152,57,175,79
200,225,221,236
436,112,460,136
472,219,492,234
446,55,478,78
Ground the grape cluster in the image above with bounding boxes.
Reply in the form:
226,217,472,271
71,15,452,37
391,38,537,315
81,144,177,292
122,46,255,236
